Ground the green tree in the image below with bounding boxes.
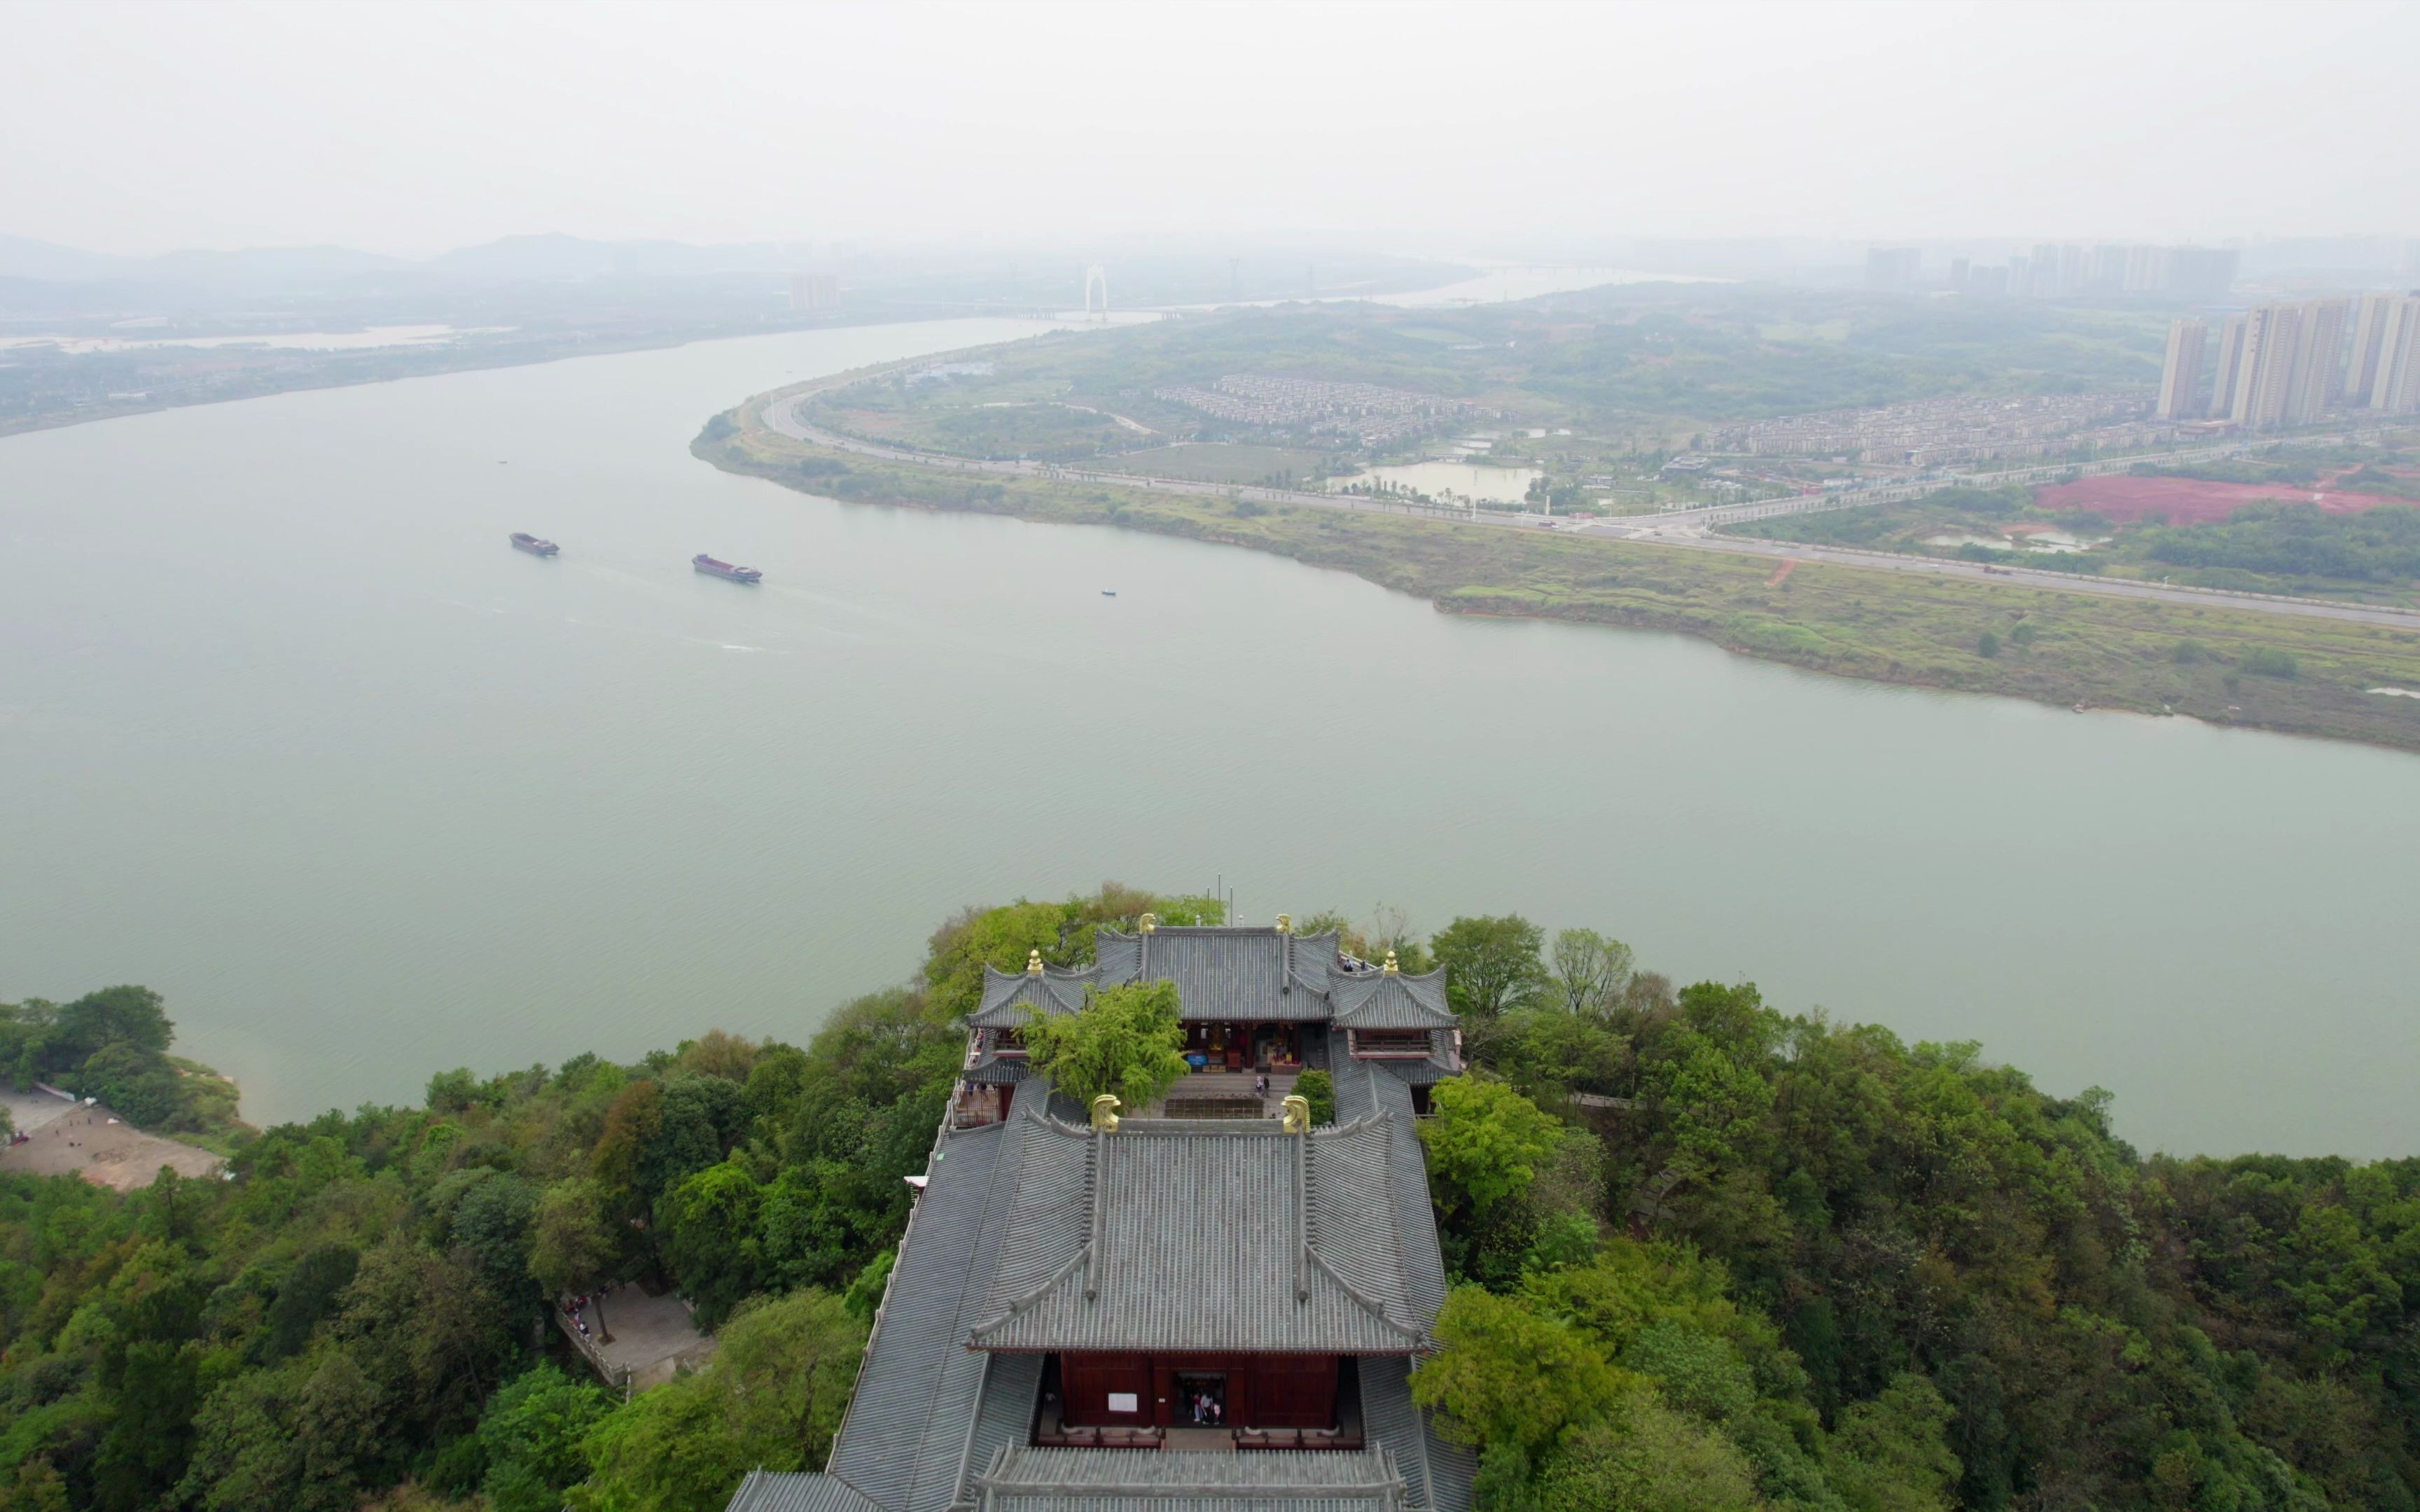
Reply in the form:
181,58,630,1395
1536,1400,1769,1512
79,1040,181,1126
660,1162,767,1328
1546,929,1633,1019
53,984,174,1063
1020,981,1189,1110
1419,1077,1564,1213
332,1240,518,1444
1828,1373,1961,1512
1292,1069,1336,1126
574,1289,866,1512
529,1179,620,1298
841,1249,894,1324
452,1172,541,1303
1431,916,1548,1019
922,899,1070,1022
479,1364,614,1512
259,1245,361,1363
1411,1287,1632,1455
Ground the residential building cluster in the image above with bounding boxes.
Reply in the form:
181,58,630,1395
1711,392,2160,466
2157,293,2420,426
1154,374,1475,447
1868,244,2239,298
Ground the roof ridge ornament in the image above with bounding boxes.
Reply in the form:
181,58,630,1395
1275,912,1292,934
1282,1094,1312,1133
1382,949,1399,975
1137,912,1156,934
1026,948,1044,976
1089,1094,1122,1133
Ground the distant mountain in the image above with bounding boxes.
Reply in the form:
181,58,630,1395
0,231,805,290
146,244,408,284
0,234,143,282
426,234,791,280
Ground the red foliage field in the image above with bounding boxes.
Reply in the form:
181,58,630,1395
2031,475,2403,524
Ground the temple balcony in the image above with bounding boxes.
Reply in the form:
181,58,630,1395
1031,1354,1365,1452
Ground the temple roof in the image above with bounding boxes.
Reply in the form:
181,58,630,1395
967,1446,1414,1512
727,1472,884,1512
969,928,1454,1034
1329,969,1454,1030
1092,926,1347,1023
731,1058,1473,1512
969,965,1100,1027
965,1110,1427,1354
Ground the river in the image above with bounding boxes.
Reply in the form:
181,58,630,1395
2,318,2414,1156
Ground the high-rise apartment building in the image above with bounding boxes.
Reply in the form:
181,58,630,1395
787,272,840,310
2370,296,2420,414
2157,321,2209,419
1865,247,1921,290
2286,298,2349,420
1962,244,2236,300
2348,293,2399,404
2230,305,2290,428
2213,314,2251,419
2223,300,2351,430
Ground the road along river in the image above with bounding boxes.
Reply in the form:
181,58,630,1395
3,318,2416,1155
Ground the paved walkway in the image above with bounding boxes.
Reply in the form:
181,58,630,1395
564,1287,716,1390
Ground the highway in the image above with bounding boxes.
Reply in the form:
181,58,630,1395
755,389,2420,632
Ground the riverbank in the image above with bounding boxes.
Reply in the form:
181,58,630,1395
0,309,957,441
700,383,2420,755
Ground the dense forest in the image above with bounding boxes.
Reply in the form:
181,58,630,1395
0,888,2411,1512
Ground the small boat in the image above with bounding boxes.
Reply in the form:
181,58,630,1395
693,553,763,584
510,532,559,556
1100,589,1117,597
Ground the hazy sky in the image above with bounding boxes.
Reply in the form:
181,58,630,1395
4,0,2414,258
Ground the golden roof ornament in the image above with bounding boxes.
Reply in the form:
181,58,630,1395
1382,949,1400,975
1090,1093,1122,1133
1026,948,1044,976
1275,913,1292,934
1282,1094,1312,1133
1138,912,1156,934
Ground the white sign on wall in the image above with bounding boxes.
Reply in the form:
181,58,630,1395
1107,1392,1139,1413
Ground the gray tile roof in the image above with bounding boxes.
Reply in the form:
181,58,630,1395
1328,1060,1447,1325
1356,1359,1475,1512
1092,927,1346,1023
967,1446,1413,1512
827,1116,1028,1512
964,1056,1034,1085
971,966,1100,1028
964,1112,1428,1354
727,1471,884,1512
1328,972,1453,1030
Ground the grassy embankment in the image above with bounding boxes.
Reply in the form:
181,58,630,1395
698,390,2420,755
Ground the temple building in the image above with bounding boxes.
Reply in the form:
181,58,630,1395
728,918,1475,1512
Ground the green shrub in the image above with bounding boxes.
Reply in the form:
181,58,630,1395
1293,1069,1335,1126
2241,646,2300,679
